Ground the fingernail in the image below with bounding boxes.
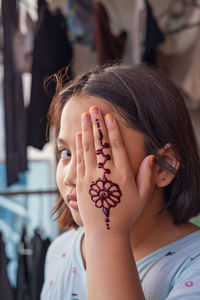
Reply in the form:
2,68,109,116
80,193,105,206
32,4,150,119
90,106,98,115
76,132,82,140
105,113,114,125
150,155,155,167
82,112,90,123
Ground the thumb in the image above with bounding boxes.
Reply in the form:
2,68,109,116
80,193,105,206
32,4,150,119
136,155,155,201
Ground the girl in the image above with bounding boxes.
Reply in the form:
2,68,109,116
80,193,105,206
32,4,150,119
41,64,200,300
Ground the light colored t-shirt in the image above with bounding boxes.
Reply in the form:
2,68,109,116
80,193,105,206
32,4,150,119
41,227,200,300
40,227,86,300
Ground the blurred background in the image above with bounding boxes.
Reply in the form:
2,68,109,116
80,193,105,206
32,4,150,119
0,0,200,299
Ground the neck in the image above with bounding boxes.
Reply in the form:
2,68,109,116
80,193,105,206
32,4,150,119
130,200,199,262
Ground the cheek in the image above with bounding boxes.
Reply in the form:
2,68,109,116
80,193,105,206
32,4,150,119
119,125,146,176
125,145,146,176
56,161,63,189
131,155,145,176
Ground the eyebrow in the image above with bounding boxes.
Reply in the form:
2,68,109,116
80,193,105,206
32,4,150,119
57,137,67,146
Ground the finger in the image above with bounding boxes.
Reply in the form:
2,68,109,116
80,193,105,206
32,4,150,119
81,112,97,170
104,113,131,171
136,155,155,201
76,132,85,178
89,106,113,171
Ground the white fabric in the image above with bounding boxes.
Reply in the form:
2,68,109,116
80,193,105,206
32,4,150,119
14,0,38,73
131,0,147,64
18,0,38,34
149,0,200,56
149,0,200,105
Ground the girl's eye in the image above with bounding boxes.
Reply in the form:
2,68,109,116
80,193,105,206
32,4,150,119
57,149,71,160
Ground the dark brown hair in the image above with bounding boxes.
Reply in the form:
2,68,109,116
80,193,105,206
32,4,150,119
48,64,200,228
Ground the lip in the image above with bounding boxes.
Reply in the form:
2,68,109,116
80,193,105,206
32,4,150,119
67,194,78,209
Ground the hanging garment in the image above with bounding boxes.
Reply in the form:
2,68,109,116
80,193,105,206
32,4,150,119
131,0,147,64
13,0,38,73
157,36,200,108
26,0,73,150
150,0,200,107
2,0,27,186
0,232,15,300
13,17,36,74
142,0,165,66
154,0,200,56
94,2,127,65
16,227,51,300
47,0,67,16
66,0,94,47
17,0,38,34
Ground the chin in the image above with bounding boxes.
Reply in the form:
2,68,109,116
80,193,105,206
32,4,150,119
71,210,84,227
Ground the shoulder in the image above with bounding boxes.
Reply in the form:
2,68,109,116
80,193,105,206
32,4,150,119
166,230,200,270
168,230,200,296
172,230,200,278
46,227,84,263
176,229,200,256
138,230,200,299
168,254,200,299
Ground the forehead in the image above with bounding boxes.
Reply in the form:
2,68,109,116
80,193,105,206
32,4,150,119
63,95,115,117
59,95,117,137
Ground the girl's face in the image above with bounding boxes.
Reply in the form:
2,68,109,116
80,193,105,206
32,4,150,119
56,95,146,226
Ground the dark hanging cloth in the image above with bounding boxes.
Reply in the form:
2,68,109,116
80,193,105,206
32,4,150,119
2,0,27,186
16,228,51,300
94,2,127,65
142,0,164,66
0,232,15,300
27,0,73,150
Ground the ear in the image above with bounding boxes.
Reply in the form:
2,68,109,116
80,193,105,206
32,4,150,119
155,143,180,188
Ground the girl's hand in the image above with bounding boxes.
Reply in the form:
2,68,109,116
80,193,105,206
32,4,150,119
76,106,155,234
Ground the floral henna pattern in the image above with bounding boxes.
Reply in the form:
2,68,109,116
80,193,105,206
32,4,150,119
89,118,122,229
90,179,121,209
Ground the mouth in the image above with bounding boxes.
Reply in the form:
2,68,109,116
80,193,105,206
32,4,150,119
67,194,78,209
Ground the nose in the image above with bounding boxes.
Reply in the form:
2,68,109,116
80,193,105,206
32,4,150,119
63,158,77,186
